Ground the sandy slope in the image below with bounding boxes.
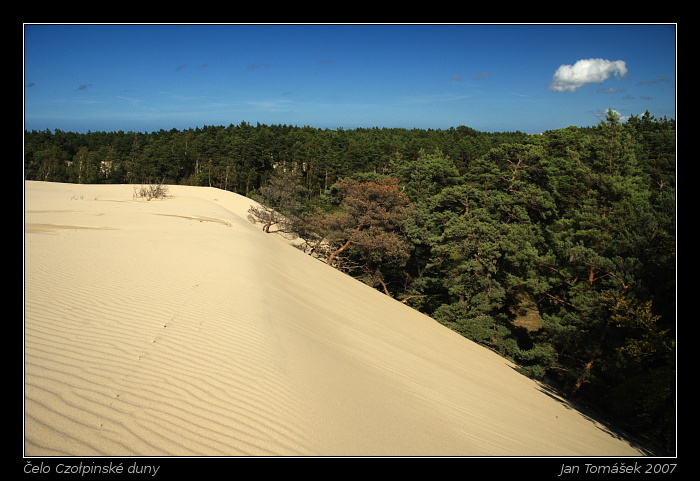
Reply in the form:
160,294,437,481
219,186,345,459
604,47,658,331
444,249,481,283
23,181,645,457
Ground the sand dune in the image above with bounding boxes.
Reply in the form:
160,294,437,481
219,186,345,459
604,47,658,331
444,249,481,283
23,180,645,457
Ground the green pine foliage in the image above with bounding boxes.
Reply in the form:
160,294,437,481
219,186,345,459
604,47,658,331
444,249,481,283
24,110,675,454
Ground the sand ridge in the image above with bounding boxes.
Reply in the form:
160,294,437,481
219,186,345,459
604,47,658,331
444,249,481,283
24,181,645,456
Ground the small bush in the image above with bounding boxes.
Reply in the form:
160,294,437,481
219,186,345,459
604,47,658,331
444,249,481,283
133,183,169,201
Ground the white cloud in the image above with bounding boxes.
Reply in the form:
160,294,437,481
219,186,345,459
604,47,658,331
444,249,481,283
548,58,628,92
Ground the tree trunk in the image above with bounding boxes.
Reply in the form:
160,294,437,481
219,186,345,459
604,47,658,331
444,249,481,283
571,319,612,396
378,278,391,297
326,225,362,266
401,295,427,304
326,239,352,266
573,359,595,394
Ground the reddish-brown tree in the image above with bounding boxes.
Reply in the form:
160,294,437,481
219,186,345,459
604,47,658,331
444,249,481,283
319,178,413,295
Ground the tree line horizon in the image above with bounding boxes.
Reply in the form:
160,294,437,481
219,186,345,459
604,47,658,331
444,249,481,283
24,110,676,455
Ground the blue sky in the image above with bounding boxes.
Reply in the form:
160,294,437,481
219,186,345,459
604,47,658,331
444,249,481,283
23,24,676,134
